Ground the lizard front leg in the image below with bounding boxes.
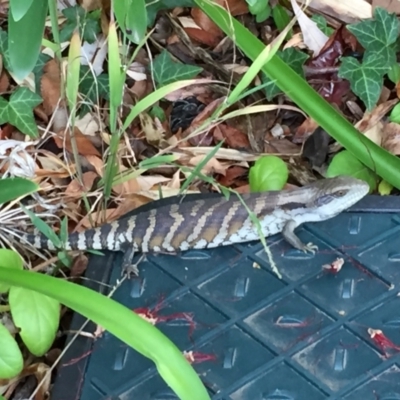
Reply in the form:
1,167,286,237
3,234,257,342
120,246,142,278
282,220,318,253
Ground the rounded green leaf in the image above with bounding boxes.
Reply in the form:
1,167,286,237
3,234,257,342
0,249,23,293
0,177,39,205
326,150,376,190
249,156,289,192
114,0,147,44
9,287,60,356
0,323,23,379
389,103,400,123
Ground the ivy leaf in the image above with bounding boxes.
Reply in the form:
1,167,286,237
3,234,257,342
79,66,109,115
262,48,309,100
338,52,390,111
151,50,203,87
311,15,334,36
346,7,398,69
0,87,42,137
60,5,100,44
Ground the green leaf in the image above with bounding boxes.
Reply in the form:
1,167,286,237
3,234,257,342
146,0,194,26
247,0,271,23
388,63,400,84
9,287,60,356
0,177,39,206
0,87,42,137
152,50,203,87
390,103,400,123
346,7,398,69
0,323,23,379
60,6,100,44
338,52,390,111
79,67,109,115
21,205,62,248
272,4,291,34
10,0,34,21
378,179,393,195
0,29,10,70
249,156,288,191
8,0,48,80
0,267,210,400
326,150,377,190
311,15,334,36
262,48,309,100
114,0,147,44
0,249,23,294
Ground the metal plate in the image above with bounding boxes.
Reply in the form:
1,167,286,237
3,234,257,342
51,195,400,400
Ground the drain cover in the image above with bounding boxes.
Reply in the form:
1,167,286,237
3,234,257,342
51,195,400,400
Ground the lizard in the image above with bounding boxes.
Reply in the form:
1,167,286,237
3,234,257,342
19,175,369,274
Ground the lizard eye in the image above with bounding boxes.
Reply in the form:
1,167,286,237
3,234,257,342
335,190,347,197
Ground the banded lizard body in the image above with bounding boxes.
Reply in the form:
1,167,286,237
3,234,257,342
20,176,369,273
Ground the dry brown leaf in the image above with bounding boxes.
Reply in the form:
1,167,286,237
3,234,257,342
372,0,400,13
382,122,400,155
183,97,225,146
213,123,250,149
0,69,9,92
78,208,119,230
139,112,165,145
65,171,98,196
355,99,398,145
184,27,221,47
293,118,319,143
86,154,104,176
217,165,247,186
191,8,223,40
188,155,227,175
41,59,62,115
54,127,101,157
70,253,89,277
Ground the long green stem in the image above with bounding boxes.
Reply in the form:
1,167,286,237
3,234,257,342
195,0,400,189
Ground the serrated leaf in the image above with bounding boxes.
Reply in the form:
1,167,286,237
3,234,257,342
9,287,60,356
152,50,203,87
262,48,309,100
326,150,377,190
339,52,390,111
0,87,42,137
0,323,23,379
0,249,23,293
347,7,398,69
249,155,288,191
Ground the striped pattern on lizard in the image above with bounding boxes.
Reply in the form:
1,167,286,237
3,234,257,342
19,175,369,275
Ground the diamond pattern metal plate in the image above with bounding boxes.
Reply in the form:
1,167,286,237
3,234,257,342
51,195,400,400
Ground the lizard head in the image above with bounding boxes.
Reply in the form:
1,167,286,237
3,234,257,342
311,175,370,219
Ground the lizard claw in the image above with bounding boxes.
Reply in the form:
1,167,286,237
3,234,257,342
302,242,318,254
122,263,140,278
